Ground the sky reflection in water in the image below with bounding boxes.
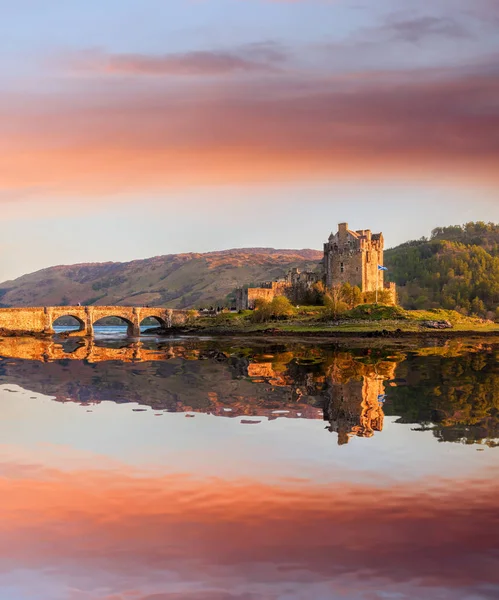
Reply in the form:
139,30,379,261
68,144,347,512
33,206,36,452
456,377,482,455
0,336,498,600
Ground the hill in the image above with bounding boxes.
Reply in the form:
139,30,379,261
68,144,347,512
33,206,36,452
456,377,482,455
0,248,322,309
1,222,498,316
385,222,499,319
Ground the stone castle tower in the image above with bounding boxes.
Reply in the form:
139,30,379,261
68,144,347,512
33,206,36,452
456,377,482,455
235,222,396,310
324,223,391,295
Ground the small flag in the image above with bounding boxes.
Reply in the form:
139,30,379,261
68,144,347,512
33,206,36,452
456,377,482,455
377,394,386,402
377,265,388,271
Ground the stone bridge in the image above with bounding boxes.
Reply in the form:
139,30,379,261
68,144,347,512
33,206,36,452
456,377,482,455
0,306,191,337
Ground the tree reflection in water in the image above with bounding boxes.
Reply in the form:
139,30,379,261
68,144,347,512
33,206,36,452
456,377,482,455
0,336,497,446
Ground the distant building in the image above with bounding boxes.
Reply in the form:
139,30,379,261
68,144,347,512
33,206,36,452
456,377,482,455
235,223,396,310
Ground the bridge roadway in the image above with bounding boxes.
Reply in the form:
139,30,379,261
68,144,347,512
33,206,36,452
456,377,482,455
0,306,189,337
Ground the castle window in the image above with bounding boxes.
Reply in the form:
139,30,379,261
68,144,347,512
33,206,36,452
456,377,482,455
366,252,370,262
356,267,359,272
340,262,344,273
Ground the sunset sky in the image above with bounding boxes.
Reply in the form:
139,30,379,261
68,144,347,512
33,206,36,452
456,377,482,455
1,0,498,281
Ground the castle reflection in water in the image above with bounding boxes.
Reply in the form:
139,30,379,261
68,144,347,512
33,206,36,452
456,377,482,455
0,336,394,444
1,336,498,446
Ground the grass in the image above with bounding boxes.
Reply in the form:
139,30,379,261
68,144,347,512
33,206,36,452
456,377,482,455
189,304,499,335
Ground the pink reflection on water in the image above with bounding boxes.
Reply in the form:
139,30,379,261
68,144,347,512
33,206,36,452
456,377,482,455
0,460,498,599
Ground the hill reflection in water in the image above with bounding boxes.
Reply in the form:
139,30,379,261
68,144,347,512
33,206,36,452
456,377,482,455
0,336,498,446
1,336,498,600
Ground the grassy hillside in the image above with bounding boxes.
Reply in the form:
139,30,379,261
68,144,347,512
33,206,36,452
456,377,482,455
0,248,322,309
385,222,499,319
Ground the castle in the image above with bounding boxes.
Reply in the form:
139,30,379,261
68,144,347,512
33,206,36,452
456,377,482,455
235,223,396,309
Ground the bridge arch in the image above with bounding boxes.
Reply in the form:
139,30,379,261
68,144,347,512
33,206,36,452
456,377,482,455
52,314,86,335
140,315,168,331
92,315,137,337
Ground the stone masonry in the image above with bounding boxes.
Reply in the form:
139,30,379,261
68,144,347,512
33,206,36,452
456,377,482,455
236,223,396,310
0,306,189,336
325,222,387,293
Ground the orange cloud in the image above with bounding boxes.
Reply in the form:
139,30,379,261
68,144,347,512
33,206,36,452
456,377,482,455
1,60,498,198
0,463,498,598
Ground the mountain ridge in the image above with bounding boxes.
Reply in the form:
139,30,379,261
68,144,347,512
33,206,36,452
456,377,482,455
0,248,323,309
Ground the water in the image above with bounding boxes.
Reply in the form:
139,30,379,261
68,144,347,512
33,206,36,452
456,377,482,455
53,324,154,338
0,335,498,600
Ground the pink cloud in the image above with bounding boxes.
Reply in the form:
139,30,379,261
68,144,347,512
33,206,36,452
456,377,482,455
1,58,498,196
70,49,282,76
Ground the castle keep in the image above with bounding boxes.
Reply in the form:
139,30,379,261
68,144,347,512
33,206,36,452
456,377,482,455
236,223,396,310
324,222,391,293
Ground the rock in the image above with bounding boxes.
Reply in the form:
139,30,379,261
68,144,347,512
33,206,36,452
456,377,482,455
422,320,453,329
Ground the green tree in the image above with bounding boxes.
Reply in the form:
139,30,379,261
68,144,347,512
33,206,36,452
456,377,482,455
385,222,499,315
270,296,294,319
471,296,486,317
341,283,363,308
250,298,272,323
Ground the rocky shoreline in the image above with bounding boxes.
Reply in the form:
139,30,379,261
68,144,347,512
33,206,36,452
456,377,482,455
143,325,499,339
1,324,497,340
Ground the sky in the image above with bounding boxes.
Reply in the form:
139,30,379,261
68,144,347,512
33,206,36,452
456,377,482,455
1,0,498,281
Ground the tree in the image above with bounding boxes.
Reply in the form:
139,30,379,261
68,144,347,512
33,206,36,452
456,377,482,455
270,296,294,319
363,290,392,305
324,285,348,320
341,283,362,308
250,298,272,323
385,222,499,315
471,296,486,317
308,281,325,305
251,296,294,322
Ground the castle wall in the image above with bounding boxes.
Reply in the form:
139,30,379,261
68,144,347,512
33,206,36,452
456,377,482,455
235,288,248,311
237,270,319,310
324,242,363,289
247,287,275,309
362,237,384,293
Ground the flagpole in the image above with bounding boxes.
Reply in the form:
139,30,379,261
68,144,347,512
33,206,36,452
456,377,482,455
376,267,378,304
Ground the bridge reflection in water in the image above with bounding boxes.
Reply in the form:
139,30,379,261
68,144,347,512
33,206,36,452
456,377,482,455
0,337,398,444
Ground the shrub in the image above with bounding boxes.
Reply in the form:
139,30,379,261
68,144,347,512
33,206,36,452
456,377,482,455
270,296,294,319
250,296,294,322
186,309,198,325
250,299,272,323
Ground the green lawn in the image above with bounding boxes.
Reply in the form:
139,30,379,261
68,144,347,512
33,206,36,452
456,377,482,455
190,305,499,335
